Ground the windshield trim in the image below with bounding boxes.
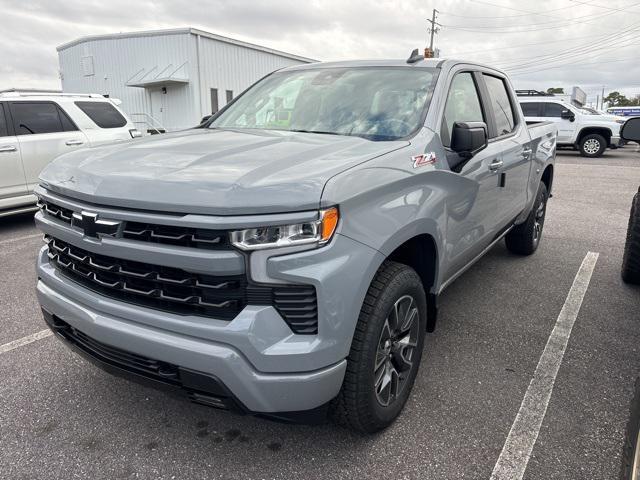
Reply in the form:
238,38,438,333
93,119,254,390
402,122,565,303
203,66,441,142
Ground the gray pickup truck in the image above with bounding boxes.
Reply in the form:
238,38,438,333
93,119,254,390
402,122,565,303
34,54,557,433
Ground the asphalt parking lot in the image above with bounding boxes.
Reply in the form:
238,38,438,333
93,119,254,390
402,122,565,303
1,147,639,480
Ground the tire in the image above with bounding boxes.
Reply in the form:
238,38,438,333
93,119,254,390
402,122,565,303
620,379,640,480
621,189,640,284
505,182,548,256
331,261,427,433
579,133,607,158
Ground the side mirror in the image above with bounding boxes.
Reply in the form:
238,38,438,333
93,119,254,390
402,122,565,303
561,109,575,122
620,117,640,142
200,115,212,124
451,121,488,159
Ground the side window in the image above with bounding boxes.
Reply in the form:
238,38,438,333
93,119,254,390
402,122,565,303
0,104,8,137
9,102,77,135
543,103,566,118
75,101,127,128
441,72,484,148
521,102,541,117
483,74,516,137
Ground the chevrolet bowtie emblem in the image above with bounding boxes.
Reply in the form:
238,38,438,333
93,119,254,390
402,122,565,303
72,211,120,238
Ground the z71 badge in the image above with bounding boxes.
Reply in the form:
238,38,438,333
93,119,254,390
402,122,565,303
411,152,437,168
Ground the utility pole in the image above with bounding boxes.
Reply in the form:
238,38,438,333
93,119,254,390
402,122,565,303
600,85,605,109
427,9,440,54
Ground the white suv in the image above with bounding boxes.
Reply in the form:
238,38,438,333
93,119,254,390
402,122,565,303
0,90,141,217
518,92,625,158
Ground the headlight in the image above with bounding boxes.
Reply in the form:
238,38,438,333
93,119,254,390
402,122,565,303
230,207,339,251
616,119,626,124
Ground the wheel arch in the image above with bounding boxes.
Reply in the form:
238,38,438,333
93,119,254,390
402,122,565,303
385,233,440,331
541,164,554,195
577,127,613,145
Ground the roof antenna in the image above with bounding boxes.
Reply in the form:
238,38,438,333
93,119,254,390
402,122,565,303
406,48,423,64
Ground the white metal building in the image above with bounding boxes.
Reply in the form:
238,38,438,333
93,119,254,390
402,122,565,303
57,28,315,132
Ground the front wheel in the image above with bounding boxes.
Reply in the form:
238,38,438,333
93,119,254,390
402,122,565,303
579,133,607,158
505,181,548,255
331,261,427,433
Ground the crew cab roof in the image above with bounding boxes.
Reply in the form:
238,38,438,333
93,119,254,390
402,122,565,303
280,57,507,75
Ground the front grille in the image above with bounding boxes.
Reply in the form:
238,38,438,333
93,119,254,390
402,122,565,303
45,236,246,319
45,236,319,333
38,198,229,250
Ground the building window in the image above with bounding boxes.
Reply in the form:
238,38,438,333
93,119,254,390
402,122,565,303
226,90,234,104
210,88,219,114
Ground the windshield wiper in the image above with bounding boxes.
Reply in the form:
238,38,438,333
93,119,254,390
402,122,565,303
288,129,342,136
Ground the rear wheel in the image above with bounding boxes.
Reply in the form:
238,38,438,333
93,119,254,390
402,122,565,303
579,133,607,158
505,182,548,256
331,261,427,433
621,189,640,284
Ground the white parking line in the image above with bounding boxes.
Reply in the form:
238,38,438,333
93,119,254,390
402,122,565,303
0,233,42,246
489,251,599,480
0,329,53,355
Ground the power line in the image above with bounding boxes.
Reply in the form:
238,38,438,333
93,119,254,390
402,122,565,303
502,27,640,72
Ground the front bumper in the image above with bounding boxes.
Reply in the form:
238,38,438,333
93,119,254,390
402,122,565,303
610,135,624,148
36,228,383,414
37,277,345,414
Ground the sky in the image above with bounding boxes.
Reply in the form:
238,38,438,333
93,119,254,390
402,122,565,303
1,0,639,106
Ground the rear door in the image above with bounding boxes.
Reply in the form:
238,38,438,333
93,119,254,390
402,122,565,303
479,73,532,226
520,101,544,121
0,102,28,204
72,100,132,145
9,101,89,191
542,102,576,143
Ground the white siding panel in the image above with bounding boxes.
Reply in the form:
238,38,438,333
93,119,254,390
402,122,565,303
58,31,308,131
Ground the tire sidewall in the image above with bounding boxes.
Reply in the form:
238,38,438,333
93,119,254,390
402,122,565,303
580,134,607,158
364,269,427,427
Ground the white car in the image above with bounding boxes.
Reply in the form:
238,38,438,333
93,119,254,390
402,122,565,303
518,92,625,157
0,90,141,217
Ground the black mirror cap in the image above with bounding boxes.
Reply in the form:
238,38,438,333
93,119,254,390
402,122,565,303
560,110,575,121
620,117,640,142
200,115,212,125
451,121,489,159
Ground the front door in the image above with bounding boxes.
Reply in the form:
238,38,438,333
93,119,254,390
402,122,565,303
149,89,165,131
440,71,503,281
0,103,27,205
543,102,576,144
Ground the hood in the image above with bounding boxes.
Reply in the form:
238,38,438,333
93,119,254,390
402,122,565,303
40,128,408,215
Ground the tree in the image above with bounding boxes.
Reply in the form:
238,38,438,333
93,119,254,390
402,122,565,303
604,91,630,107
546,87,564,94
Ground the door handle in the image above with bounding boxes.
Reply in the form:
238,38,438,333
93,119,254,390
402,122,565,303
522,148,533,159
65,140,84,146
0,145,17,153
488,159,503,171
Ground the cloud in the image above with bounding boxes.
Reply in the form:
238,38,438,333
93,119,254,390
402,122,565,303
1,0,639,103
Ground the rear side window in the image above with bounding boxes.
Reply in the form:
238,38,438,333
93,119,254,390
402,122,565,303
0,104,8,137
521,102,542,117
75,101,127,128
483,74,516,137
9,102,78,135
543,103,566,118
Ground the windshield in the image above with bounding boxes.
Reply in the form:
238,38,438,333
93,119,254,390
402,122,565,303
210,67,439,141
